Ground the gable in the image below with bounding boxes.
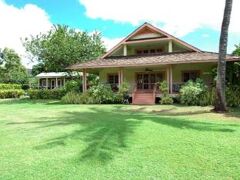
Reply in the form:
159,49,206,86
128,26,167,41
102,22,201,58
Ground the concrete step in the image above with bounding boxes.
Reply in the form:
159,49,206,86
132,92,155,105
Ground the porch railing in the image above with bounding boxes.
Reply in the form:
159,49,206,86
132,82,184,94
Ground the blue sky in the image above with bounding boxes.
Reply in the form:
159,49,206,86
5,0,134,38
1,0,240,67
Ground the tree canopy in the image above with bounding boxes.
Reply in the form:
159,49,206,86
225,43,240,86
0,48,29,84
23,25,106,73
232,43,240,56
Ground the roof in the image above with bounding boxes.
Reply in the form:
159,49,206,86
67,52,240,70
102,22,201,58
36,72,81,78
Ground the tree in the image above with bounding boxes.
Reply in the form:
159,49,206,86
214,0,233,112
232,43,240,56
23,25,106,72
31,63,46,76
0,48,29,84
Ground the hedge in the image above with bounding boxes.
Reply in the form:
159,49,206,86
0,83,22,90
28,89,67,99
0,89,25,99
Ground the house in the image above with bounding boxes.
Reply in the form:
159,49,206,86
36,72,81,89
68,22,239,104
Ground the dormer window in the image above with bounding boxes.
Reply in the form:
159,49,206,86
156,49,163,53
136,48,163,55
136,50,142,55
150,49,155,54
143,50,148,54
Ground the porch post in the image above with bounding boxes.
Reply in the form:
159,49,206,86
121,68,124,84
118,69,121,87
168,40,173,53
123,45,127,56
55,77,58,89
83,69,87,92
46,78,48,89
169,65,173,94
166,67,170,93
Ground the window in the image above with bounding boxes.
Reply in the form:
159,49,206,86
136,50,142,55
51,80,55,89
156,49,163,53
182,71,200,82
143,50,148,54
41,79,46,87
150,49,155,54
108,74,119,91
135,48,163,55
58,79,61,87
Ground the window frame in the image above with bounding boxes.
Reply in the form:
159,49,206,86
135,48,163,55
181,70,201,82
107,73,119,91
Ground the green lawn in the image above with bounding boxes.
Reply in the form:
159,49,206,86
0,99,240,179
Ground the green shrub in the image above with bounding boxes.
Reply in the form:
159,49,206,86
180,79,208,106
21,84,30,90
159,81,173,104
0,83,22,90
116,82,130,103
226,86,240,107
64,80,82,92
61,91,96,104
88,83,116,104
61,91,82,104
28,89,66,99
62,83,128,104
160,96,174,104
198,88,215,106
0,89,24,98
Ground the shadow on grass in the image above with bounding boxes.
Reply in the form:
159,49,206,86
8,106,238,163
119,107,212,116
0,98,62,105
225,108,240,118
33,109,140,163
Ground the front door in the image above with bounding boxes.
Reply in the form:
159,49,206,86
136,72,164,90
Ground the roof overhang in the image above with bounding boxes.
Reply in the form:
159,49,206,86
67,52,240,70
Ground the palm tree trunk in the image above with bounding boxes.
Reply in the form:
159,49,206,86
214,0,233,112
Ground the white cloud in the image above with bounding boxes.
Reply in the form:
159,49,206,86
0,0,52,68
102,37,123,50
80,0,240,37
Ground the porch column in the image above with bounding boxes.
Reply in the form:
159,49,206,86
82,69,87,92
118,68,121,87
121,68,124,84
166,67,170,93
169,65,173,94
55,77,58,88
123,45,127,56
46,78,48,89
168,40,173,53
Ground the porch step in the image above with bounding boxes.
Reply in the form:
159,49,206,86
132,92,155,105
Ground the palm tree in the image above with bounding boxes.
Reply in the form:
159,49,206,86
214,0,233,112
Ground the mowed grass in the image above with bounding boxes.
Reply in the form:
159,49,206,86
0,99,240,179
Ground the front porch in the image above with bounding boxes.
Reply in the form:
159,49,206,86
81,62,215,104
